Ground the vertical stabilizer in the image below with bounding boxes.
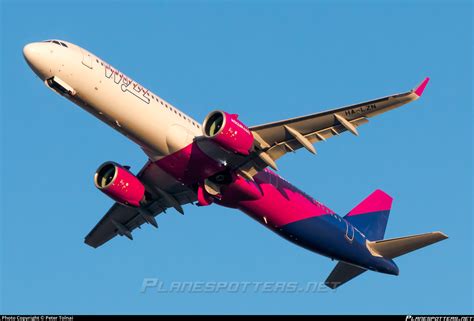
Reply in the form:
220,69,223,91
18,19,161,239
344,189,392,240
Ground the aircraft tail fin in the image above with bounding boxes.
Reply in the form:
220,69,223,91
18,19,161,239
367,231,448,259
344,189,392,240
324,261,367,289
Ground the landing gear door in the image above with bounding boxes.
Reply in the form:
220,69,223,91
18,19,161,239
80,48,93,69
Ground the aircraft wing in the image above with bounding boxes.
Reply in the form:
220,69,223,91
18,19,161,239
247,78,430,168
84,161,197,248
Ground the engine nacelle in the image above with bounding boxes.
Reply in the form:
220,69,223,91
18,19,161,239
202,110,254,155
94,161,145,207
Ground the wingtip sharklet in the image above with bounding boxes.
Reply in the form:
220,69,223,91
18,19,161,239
413,77,430,97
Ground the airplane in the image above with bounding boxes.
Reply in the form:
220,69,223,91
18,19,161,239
23,39,447,289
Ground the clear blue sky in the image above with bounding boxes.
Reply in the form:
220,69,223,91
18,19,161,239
1,0,472,314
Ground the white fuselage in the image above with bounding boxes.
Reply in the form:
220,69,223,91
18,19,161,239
24,40,201,160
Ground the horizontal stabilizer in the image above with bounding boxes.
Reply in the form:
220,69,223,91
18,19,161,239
325,261,367,289
367,231,448,259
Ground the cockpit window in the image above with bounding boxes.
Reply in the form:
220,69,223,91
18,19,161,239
43,40,68,48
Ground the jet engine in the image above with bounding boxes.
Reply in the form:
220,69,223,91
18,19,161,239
94,161,145,207
202,110,254,155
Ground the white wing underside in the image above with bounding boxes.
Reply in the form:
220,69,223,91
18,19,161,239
236,78,429,176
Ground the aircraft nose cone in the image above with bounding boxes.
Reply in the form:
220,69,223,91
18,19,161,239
23,42,50,80
23,43,39,65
